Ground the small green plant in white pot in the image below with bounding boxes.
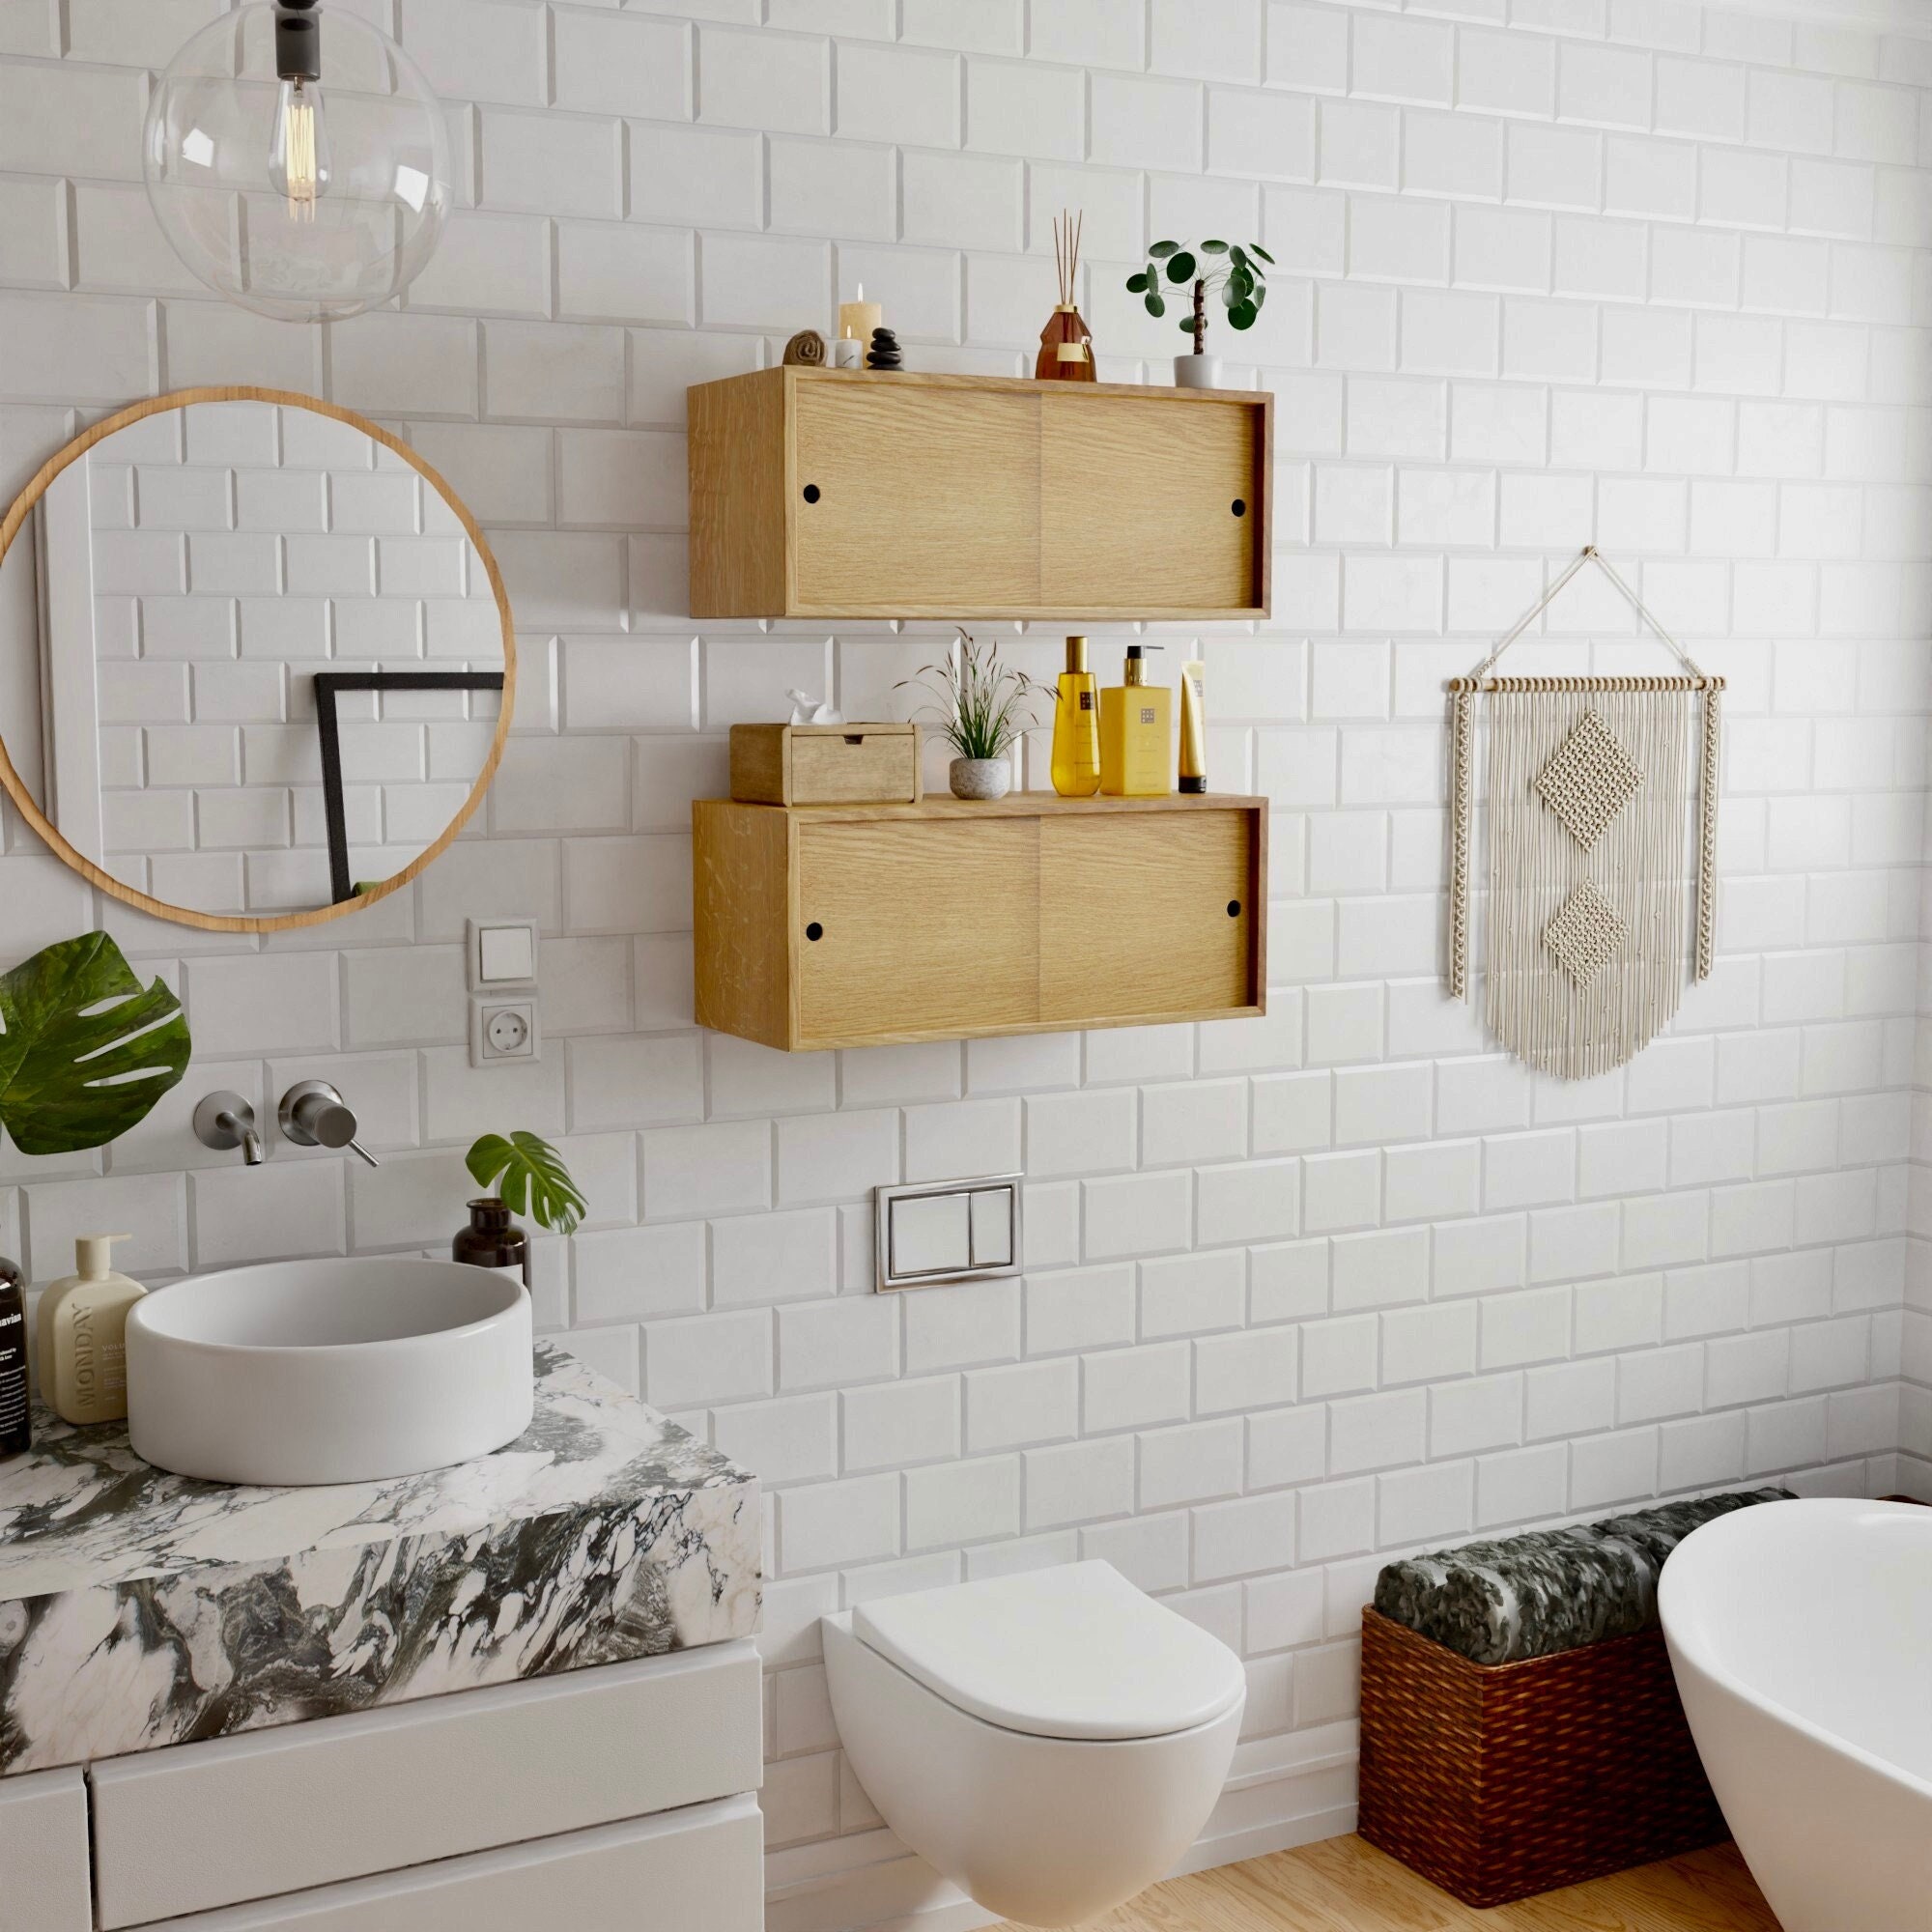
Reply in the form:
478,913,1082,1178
899,631,1045,801
1127,238,1272,389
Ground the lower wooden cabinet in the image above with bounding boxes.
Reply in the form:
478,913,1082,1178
694,794,1268,1051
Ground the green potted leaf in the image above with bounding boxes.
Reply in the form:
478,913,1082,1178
896,629,1047,800
456,1130,587,1289
1124,238,1272,388
0,932,191,1155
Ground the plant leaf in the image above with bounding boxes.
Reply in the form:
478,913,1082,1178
1229,300,1259,329
0,932,190,1156
1179,318,1199,333
1145,291,1166,317
1125,270,1149,293
466,1129,587,1237
1148,240,1179,258
1200,239,1228,253
1249,242,1275,265
1165,251,1196,283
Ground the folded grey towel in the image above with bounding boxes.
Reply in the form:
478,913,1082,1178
1373,1488,1794,1664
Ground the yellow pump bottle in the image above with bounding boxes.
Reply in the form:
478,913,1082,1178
1049,635,1101,797
1099,644,1173,797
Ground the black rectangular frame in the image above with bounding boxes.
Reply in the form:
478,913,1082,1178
312,670,505,905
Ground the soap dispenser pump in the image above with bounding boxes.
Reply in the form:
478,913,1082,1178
37,1235,144,1426
1099,644,1173,798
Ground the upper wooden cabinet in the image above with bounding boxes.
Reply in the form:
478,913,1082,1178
688,369,1272,622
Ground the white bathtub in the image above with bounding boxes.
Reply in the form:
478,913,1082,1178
1659,1497,1931,1932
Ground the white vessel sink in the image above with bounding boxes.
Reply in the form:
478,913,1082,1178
126,1258,534,1487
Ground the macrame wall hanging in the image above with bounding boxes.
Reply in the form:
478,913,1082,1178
1447,547,1722,1081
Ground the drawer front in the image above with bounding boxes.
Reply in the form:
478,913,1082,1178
797,817,1039,1046
127,1795,764,1931
92,1642,761,1928
793,383,1041,613
1040,394,1264,613
0,1766,91,1932
790,730,919,805
1039,809,1259,1025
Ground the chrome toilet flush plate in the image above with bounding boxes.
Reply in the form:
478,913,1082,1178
874,1176,1022,1292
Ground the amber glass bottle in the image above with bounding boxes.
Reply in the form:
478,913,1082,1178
452,1200,530,1290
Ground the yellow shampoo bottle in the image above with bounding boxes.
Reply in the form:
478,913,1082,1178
1050,635,1101,797
1099,644,1173,797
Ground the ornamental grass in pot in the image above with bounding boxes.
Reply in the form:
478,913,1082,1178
898,631,1045,801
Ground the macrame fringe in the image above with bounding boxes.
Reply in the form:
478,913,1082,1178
1445,549,1724,1081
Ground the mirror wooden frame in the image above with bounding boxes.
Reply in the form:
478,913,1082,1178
0,385,517,935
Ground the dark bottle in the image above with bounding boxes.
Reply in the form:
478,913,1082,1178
0,1256,30,1462
452,1199,530,1290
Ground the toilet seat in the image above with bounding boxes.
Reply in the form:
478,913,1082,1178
850,1559,1246,1742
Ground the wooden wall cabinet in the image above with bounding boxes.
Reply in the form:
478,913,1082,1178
693,794,1268,1052
688,369,1272,621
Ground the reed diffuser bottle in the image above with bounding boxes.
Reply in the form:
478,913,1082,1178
1050,636,1101,797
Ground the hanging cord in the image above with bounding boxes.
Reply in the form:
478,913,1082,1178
1448,547,1717,691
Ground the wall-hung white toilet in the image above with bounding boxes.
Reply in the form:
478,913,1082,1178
822,1560,1246,1927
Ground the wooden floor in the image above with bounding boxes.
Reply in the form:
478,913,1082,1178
998,1835,1779,1931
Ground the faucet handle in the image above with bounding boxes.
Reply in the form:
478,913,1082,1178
278,1082,381,1169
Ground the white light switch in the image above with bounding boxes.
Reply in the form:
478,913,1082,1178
479,924,534,982
874,1176,1023,1292
467,917,538,990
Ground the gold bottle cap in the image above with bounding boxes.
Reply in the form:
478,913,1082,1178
1065,635,1088,672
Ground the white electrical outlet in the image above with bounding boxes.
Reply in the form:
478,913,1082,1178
470,997,539,1066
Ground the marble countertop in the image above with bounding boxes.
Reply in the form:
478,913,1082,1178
0,1342,761,1776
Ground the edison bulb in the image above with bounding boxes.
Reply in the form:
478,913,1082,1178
267,77,330,219
144,4,447,323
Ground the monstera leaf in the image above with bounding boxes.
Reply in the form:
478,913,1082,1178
466,1130,587,1237
0,932,192,1155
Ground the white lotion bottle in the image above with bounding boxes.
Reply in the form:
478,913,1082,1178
37,1234,144,1425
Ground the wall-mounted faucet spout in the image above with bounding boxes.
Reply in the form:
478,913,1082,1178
193,1093,265,1165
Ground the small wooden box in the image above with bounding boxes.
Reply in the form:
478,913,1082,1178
729,723,922,808
1357,1607,1727,1908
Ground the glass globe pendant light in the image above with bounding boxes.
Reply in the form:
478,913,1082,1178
144,1,449,324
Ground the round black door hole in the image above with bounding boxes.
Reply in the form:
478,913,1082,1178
806,922,824,941
802,484,821,503
1231,498,1247,517
1226,900,1241,918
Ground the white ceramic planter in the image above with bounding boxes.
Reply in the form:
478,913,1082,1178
950,757,1012,801
1173,353,1222,389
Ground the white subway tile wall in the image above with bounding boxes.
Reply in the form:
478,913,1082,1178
0,0,1929,1895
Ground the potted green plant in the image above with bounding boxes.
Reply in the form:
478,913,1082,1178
456,1131,587,1288
1126,238,1272,390
898,630,1046,801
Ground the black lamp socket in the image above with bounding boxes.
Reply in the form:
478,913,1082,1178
274,1,321,83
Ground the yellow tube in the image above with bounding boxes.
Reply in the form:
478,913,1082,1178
1179,659,1207,794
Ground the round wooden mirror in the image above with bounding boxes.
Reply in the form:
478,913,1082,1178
0,386,515,934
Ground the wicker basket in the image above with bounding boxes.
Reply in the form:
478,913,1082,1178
1357,1606,1728,1907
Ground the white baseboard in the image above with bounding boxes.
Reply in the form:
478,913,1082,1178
764,1725,1360,1932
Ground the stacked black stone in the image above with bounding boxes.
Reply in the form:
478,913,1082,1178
867,327,903,371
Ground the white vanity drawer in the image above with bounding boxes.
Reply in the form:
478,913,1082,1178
127,1793,764,1930
0,1765,91,1932
92,1642,762,1928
